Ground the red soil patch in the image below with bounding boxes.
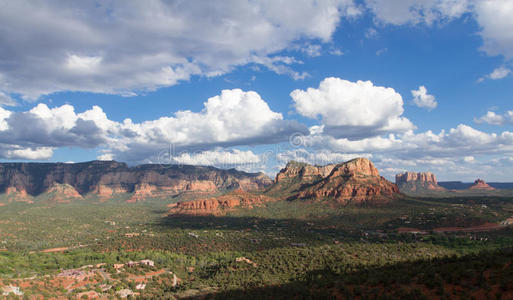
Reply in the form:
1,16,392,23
433,222,506,233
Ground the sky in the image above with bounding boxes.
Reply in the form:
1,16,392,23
0,0,513,181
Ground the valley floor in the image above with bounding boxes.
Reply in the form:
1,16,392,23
0,195,513,299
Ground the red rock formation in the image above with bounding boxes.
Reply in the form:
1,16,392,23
469,179,494,190
4,186,33,203
273,158,400,205
93,184,129,201
169,189,276,215
127,180,219,203
0,161,272,203
44,184,82,203
126,183,158,203
275,162,336,183
395,171,446,192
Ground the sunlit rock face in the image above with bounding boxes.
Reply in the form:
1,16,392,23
274,158,400,205
395,171,446,193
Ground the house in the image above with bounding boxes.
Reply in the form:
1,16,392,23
2,285,23,296
140,259,155,267
116,289,135,298
126,259,155,267
125,261,138,267
136,283,146,290
188,232,199,238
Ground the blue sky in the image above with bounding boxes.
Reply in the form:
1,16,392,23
0,0,513,181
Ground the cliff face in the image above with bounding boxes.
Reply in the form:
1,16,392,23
271,158,400,205
168,189,275,215
0,161,273,203
469,179,494,190
395,171,446,193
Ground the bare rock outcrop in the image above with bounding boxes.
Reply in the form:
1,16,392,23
43,184,83,203
395,171,446,193
469,179,494,190
272,158,400,205
168,189,276,215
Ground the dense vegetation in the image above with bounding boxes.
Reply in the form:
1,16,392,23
0,194,512,298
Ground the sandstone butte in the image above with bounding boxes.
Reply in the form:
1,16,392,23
170,158,401,215
395,171,446,192
469,179,495,190
281,158,400,205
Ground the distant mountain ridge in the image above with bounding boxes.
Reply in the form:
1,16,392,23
0,160,272,204
438,181,513,190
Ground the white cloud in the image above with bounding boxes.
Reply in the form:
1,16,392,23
0,103,115,151
110,89,306,162
66,55,102,73
365,28,378,38
463,155,475,163
365,0,471,25
297,44,322,57
290,77,414,139
474,1,513,59
478,66,512,82
296,122,513,181
365,1,513,60
3,147,54,160
0,89,306,161
310,124,513,158
329,48,344,56
411,86,437,110
170,149,261,168
376,48,388,56
475,110,513,125
0,0,360,100
489,66,512,79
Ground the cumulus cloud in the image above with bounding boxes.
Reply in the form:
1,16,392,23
290,77,414,139
295,122,513,181
0,0,360,100
0,104,115,156
0,89,306,161
305,124,513,159
474,1,513,59
411,86,437,110
475,110,513,125
110,89,307,162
